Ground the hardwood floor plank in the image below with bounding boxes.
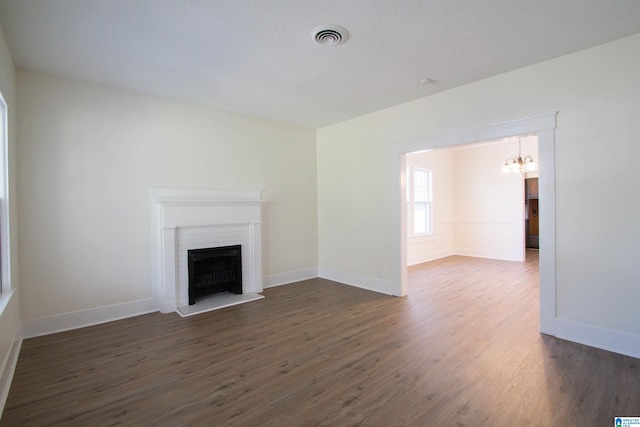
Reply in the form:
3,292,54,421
2,253,639,426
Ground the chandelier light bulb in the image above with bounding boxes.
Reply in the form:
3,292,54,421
501,139,538,173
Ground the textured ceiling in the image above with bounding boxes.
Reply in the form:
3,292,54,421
1,0,640,129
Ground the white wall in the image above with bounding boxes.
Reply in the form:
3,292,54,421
17,71,318,329
317,34,640,353
0,22,21,413
407,138,538,265
405,149,455,265
452,138,537,261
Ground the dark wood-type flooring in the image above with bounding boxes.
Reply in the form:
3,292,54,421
2,252,638,426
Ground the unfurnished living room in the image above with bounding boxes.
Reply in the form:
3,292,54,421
0,1,639,426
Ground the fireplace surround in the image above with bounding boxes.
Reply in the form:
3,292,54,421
150,188,263,314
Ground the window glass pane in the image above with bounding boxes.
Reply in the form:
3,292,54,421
414,203,426,234
0,93,5,292
409,167,432,236
0,93,6,292
424,202,432,233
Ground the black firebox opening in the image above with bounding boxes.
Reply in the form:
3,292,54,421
188,245,242,305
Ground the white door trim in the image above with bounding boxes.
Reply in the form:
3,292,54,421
391,112,557,335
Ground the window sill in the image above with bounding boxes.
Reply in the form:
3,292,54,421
408,233,435,243
0,288,15,317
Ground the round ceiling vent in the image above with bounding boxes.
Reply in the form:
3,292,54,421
311,25,349,46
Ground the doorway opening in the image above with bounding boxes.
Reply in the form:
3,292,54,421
525,177,539,249
391,113,557,335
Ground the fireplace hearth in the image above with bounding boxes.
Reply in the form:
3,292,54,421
188,245,242,305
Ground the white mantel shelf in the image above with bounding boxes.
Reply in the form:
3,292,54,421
150,188,263,314
157,200,263,207
150,188,262,203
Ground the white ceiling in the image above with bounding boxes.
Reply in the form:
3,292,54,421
1,0,640,129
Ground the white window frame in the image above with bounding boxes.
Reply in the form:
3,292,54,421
408,167,433,237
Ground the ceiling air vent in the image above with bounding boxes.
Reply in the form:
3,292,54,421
311,25,349,46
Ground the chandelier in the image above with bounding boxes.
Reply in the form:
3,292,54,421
501,139,538,173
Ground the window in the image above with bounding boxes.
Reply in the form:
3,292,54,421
0,90,9,293
408,167,432,236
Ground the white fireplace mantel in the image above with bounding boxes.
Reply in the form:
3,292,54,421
150,188,263,313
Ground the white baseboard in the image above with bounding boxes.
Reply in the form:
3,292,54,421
0,328,21,417
263,268,318,288
407,249,456,266
318,268,395,296
455,247,522,262
555,317,640,360
21,298,157,339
